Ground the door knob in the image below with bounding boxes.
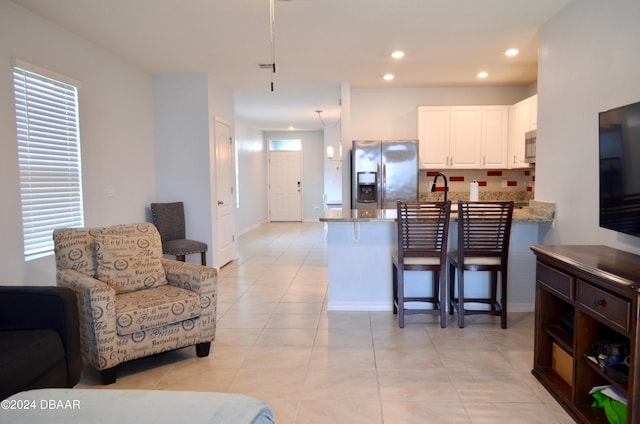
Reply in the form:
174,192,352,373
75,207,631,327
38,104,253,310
218,200,224,205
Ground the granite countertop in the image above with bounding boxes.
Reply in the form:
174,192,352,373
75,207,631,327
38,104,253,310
319,200,555,223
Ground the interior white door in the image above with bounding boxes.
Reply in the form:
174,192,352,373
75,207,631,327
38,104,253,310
215,118,235,267
269,151,302,221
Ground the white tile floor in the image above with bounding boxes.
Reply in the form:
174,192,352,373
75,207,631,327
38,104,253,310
77,221,574,423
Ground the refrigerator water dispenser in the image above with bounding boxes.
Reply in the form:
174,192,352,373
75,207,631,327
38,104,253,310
357,172,377,203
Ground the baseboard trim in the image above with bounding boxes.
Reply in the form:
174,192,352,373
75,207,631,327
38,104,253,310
326,302,534,313
237,221,268,237
327,301,392,312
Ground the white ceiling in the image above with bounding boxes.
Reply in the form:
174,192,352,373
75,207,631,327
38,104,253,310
10,0,572,131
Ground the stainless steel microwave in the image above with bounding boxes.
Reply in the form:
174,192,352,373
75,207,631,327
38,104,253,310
525,130,536,163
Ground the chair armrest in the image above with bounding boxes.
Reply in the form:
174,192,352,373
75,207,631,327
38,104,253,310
162,259,217,297
0,285,82,387
162,259,217,340
57,269,119,371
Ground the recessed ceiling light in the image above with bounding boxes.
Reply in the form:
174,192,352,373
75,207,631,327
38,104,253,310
391,51,405,59
505,48,519,57
477,71,489,78
383,74,395,81
288,126,295,131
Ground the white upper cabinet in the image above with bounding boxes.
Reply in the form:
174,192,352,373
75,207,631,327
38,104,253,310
530,94,538,130
449,107,483,168
417,106,450,168
508,104,526,168
418,105,508,169
482,106,509,168
508,94,537,168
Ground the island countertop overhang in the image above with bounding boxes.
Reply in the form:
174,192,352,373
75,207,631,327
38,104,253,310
319,202,554,224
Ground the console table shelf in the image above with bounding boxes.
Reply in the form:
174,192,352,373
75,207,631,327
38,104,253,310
531,245,640,424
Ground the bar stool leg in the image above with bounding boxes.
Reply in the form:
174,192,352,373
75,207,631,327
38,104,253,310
501,271,508,329
457,268,465,328
448,262,456,316
490,271,498,312
437,270,446,328
392,262,398,315
398,269,405,328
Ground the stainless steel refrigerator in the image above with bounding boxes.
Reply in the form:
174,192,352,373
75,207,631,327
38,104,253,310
351,139,419,209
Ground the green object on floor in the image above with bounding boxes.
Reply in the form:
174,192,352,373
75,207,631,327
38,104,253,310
591,390,627,424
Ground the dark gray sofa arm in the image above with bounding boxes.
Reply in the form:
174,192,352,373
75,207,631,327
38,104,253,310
0,286,82,388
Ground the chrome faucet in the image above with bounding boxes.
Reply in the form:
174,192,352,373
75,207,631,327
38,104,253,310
431,172,448,202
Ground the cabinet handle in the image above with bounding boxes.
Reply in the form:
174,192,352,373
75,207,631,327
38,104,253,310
594,299,607,307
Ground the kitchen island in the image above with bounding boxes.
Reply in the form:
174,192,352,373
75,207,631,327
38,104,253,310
319,201,555,312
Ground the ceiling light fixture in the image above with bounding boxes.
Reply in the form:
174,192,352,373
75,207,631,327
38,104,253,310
326,146,335,160
391,51,405,59
505,48,519,57
477,71,489,79
318,109,343,160
383,74,395,81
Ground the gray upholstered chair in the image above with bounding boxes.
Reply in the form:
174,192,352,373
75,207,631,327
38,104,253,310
53,223,217,384
151,202,208,265
448,201,514,329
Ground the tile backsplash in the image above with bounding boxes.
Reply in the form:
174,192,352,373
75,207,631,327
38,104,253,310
419,168,534,204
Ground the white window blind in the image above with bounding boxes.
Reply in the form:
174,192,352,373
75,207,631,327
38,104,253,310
13,62,84,259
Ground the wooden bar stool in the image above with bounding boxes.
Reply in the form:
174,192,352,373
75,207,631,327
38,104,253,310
448,201,514,328
392,201,452,328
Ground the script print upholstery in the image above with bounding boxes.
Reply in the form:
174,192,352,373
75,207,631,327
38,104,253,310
93,232,168,293
53,223,217,373
115,285,201,336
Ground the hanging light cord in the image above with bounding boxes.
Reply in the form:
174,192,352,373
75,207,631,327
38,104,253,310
269,0,276,91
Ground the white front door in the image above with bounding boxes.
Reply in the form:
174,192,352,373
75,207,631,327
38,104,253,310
269,150,302,221
215,118,235,267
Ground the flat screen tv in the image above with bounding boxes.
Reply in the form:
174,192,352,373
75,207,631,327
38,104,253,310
599,100,640,237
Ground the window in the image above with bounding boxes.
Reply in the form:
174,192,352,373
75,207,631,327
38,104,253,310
269,138,301,151
12,60,84,260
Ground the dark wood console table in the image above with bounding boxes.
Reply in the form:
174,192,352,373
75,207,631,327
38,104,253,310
531,245,640,423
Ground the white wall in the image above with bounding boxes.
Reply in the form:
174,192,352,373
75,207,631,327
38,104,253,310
536,0,640,253
323,122,343,205
264,130,325,221
350,86,530,140
154,75,214,265
154,75,236,267
0,2,156,286
235,118,268,234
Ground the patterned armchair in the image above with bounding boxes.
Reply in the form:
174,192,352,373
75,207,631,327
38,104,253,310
53,223,217,385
